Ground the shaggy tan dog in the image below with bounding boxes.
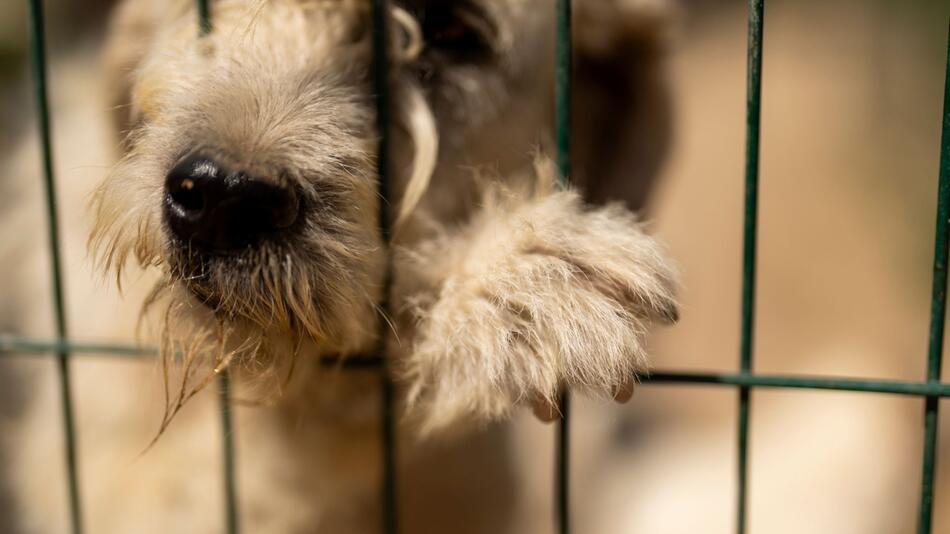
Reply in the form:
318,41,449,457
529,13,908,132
9,0,677,532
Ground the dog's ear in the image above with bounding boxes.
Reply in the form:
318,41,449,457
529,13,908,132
571,0,678,213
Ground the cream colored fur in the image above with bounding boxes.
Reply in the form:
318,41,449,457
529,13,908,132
402,164,676,432
5,0,678,532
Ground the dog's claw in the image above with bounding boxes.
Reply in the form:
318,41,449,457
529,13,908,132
658,301,679,324
531,395,561,423
613,378,636,403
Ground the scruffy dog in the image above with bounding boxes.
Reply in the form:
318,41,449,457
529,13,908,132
9,0,677,532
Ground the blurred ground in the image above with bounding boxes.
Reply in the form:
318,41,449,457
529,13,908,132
1,0,949,533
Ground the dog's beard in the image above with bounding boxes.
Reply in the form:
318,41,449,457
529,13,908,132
90,155,387,443
166,242,334,343
140,250,314,445
128,223,382,445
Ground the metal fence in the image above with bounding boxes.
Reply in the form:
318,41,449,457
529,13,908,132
2,0,950,533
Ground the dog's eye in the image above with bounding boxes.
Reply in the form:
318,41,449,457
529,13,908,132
422,5,495,63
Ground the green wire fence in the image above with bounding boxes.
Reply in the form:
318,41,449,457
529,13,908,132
25,0,81,532
555,1,573,533
6,0,950,533
369,0,399,531
736,2,763,533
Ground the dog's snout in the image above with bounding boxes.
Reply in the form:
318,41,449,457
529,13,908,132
164,155,299,252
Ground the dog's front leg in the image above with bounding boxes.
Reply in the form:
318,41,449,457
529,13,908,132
399,179,678,433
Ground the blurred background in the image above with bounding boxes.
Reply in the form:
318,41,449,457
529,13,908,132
1,0,949,532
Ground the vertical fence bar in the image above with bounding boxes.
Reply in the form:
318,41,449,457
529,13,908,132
554,1,572,534
26,1,83,533
555,0,572,190
916,21,950,534
197,0,211,35
218,371,239,534
192,3,239,533
737,1,764,533
370,1,398,533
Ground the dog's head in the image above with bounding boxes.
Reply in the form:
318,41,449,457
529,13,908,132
90,0,557,368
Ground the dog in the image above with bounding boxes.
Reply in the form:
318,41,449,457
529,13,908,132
5,0,677,532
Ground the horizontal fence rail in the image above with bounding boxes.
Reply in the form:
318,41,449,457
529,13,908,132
5,336,950,399
9,0,949,533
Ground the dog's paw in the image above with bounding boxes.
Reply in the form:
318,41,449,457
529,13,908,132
401,187,677,433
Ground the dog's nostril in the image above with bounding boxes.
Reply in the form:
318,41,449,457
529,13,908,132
168,178,204,212
163,154,300,252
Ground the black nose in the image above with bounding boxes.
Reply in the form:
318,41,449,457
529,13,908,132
163,155,299,252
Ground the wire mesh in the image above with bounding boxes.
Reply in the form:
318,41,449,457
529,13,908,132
8,1,950,534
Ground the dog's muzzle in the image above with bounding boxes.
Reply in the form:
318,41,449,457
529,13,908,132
163,155,300,252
